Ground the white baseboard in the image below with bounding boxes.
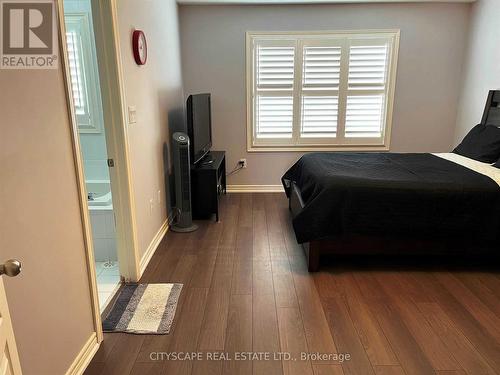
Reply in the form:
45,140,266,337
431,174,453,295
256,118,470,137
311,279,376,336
65,333,100,375
139,219,169,277
227,184,284,193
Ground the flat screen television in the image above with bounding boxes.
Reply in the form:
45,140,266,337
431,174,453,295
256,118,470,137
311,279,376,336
186,93,212,164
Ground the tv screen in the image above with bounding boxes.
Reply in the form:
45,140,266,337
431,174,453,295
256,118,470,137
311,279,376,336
187,93,212,164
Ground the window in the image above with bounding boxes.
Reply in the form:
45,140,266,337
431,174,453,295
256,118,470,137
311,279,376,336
246,30,400,151
66,30,86,115
65,14,103,133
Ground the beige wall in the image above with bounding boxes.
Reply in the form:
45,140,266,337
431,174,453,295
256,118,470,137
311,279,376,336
116,0,185,259
179,3,471,186
455,0,500,144
0,0,185,372
0,49,95,375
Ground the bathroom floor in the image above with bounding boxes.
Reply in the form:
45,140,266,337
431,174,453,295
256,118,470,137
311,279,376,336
95,261,121,311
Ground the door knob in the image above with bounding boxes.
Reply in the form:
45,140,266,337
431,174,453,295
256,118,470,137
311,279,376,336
0,259,21,277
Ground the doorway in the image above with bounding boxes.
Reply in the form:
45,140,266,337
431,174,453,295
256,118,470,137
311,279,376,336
63,0,120,311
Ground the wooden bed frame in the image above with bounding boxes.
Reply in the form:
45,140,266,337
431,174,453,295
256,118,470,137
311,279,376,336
288,90,500,272
289,182,497,272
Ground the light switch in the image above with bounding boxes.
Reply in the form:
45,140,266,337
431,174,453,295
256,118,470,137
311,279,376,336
128,105,137,124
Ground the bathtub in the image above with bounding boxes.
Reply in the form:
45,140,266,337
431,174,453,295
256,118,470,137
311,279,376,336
86,180,117,262
86,180,113,209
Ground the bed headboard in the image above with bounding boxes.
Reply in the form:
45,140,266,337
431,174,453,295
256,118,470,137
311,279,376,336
481,90,500,127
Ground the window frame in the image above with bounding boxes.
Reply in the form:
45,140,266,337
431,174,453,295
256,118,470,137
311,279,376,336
65,13,104,134
246,30,400,152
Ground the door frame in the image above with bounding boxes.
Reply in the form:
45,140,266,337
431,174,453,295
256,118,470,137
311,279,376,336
0,278,22,375
56,0,141,341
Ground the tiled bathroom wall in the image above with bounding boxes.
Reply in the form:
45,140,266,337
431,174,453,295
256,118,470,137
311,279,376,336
90,209,117,262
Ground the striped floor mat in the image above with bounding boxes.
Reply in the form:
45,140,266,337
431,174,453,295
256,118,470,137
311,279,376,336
102,283,182,334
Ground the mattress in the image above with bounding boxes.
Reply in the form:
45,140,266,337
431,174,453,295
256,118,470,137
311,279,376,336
434,153,500,187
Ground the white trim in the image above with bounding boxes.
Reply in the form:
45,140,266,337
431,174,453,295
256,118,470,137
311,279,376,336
246,30,400,152
65,333,100,375
179,0,474,4
57,0,142,350
56,0,103,343
246,31,253,152
247,29,400,36
227,185,285,193
92,0,142,282
139,220,170,277
247,144,389,152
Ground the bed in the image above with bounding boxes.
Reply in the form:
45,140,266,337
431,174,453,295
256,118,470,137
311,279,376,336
283,91,500,271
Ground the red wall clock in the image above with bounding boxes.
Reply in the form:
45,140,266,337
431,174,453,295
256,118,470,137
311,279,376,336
132,30,147,65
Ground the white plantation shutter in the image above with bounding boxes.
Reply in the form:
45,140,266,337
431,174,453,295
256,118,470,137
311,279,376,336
301,96,338,137
257,46,295,89
345,95,384,137
345,43,389,138
256,96,294,138
254,43,295,139
66,24,90,125
302,46,341,90
348,45,387,90
300,44,341,138
248,32,398,149
66,31,86,115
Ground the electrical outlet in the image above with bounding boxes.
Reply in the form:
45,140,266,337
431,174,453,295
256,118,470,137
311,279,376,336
239,158,247,168
149,198,154,214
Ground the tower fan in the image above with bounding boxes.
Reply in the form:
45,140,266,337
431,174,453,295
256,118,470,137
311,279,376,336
171,132,198,232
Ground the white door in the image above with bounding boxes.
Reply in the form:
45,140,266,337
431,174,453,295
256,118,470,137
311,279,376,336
0,260,22,375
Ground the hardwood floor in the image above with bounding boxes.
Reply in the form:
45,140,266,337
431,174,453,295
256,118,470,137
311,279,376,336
85,193,500,375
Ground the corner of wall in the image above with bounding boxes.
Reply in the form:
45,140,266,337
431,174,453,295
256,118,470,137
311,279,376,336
453,0,500,145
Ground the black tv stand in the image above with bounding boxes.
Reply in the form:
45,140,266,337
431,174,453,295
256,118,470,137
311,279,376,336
191,151,226,221
199,153,214,166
